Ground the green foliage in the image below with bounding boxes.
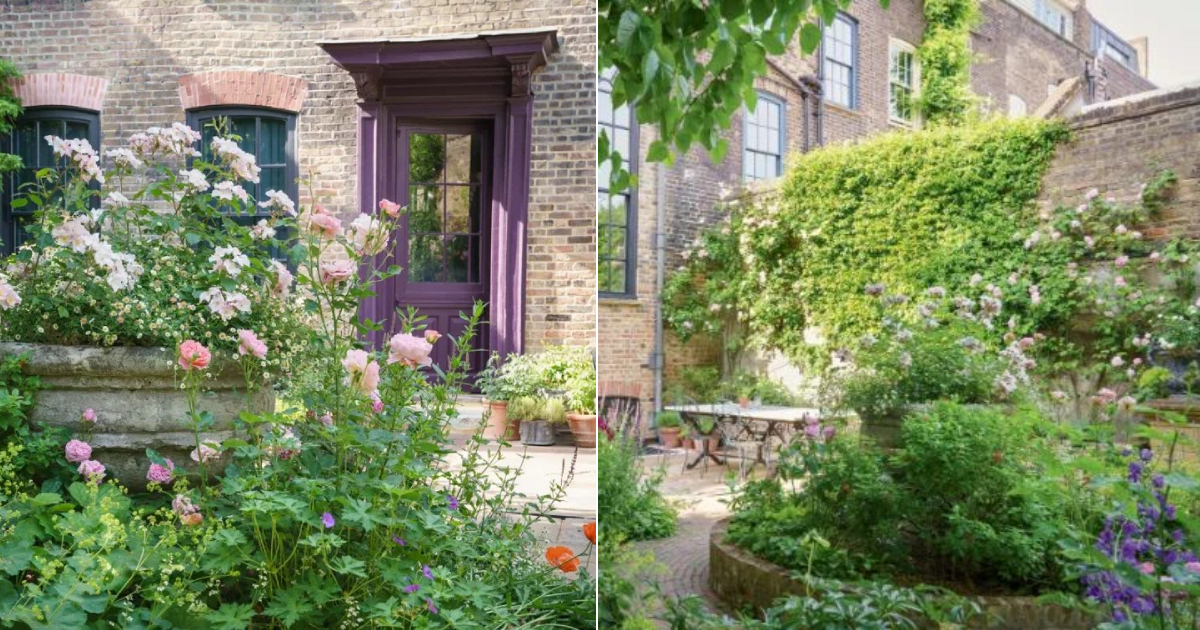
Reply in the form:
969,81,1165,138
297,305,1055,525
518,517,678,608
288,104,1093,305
598,431,676,541
655,410,681,428
663,117,1069,366
538,397,568,424
507,395,538,422
599,542,666,629
488,345,595,408
730,403,1097,592
0,353,71,487
917,0,978,125
598,0,889,189
0,59,21,196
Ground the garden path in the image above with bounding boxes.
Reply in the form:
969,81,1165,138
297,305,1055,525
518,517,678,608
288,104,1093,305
631,448,760,612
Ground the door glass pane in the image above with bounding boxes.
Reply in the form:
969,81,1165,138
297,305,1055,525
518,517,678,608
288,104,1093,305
410,234,442,282
446,186,472,233
446,235,469,282
409,134,445,183
408,185,442,233
445,134,474,183
65,120,88,140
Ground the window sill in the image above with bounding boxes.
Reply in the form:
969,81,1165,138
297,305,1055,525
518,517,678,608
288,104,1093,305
824,102,862,117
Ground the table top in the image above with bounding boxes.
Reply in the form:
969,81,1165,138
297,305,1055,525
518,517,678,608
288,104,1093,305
663,403,821,423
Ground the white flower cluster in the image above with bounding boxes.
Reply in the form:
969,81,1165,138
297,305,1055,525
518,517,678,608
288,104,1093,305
50,213,143,291
0,274,20,310
250,219,276,241
179,169,210,192
46,136,105,184
259,189,296,216
212,180,249,203
209,246,251,277
105,148,144,170
128,123,202,158
348,213,387,256
210,137,261,183
198,286,251,321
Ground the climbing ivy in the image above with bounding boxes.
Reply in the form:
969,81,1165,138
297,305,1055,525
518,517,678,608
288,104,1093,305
0,58,22,194
917,0,978,125
663,118,1069,366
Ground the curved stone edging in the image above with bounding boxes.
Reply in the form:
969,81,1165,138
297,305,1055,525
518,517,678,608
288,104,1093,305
0,342,272,490
709,517,1099,629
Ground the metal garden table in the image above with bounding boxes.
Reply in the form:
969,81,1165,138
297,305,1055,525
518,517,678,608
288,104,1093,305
663,403,822,470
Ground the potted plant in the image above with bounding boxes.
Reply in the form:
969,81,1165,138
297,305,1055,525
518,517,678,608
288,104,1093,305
657,410,682,448
505,396,536,443
682,418,720,451
475,354,511,439
520,396,562,446
566,365,598,448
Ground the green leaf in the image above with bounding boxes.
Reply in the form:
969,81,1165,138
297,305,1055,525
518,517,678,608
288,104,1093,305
9,198,26,209
330,555,368,578
31,493,61,506
750,0,774,23
616,10,640,49
264,587,314,628
342,498,386,532
206,603,256,630
799,22,823,54
641,49,661,91
184,232,201,245
646,140,670,163
709,40,736,74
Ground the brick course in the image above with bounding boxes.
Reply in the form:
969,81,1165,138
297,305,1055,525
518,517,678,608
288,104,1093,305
8,72,108,111
0,0,595,353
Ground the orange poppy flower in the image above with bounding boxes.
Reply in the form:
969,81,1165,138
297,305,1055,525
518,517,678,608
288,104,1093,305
545,545,580,572
583,521,596,545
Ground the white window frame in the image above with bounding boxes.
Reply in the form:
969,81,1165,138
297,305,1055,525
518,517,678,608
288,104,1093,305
1008,94,1028,118
1033,0,1072,39
742,91,786,183
888,39,920,127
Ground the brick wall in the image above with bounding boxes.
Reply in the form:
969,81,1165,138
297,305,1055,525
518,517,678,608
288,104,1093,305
1039,84,1200,238
599,0,1159,412
0,0,595,352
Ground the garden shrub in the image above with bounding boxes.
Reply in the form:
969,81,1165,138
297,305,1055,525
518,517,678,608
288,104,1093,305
664,117,1069,367
0,353,71,487
598,431,676,541
729,403,1094,593
917,0,978,125
0,58,20,185
0,123,596,628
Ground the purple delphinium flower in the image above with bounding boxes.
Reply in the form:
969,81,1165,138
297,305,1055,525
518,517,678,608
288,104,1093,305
1140,448,1153,462
392,535,407,546
404,583,420,594
422,564,434,580
446,494,459,511
321,512,335,529
1128,461,1144,483
425,598,438,614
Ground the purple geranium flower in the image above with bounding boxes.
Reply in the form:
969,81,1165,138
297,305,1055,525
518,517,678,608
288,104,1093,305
392,535,407,546
321,512,335,529
446,494,459,511
404,583,420,594
422,564,434,580
426,598,438,614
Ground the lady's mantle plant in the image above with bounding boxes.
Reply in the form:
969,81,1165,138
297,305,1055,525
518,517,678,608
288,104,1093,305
0,126,596,627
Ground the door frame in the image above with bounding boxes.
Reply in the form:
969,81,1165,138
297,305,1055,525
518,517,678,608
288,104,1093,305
322,30,557,362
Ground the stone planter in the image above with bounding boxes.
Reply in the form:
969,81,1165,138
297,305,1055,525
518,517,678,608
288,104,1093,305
519,419,556,446
482,400,508,440
567,412,597,448
709,518,1099,629
0,342,273,490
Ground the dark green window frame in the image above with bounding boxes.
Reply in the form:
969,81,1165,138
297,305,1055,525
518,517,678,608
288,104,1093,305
1,107,101,255
185,106,299,218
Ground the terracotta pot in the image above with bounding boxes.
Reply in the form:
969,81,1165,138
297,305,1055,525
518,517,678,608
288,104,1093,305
659,426,682,448
567,413,597,448
738,396,751,408
504,416,522,441
482,400,508,440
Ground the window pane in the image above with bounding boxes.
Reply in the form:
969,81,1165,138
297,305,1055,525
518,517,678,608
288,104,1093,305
409,185,442,233
65,120,88,140
230,116,256,155
598,87,613,125
14,122,36,165
446,234,470,282
409,134,445,183
410,234,442,282
607,262,626,294
446,185,472,233
260,167,286,203
260,118,286,165
445,134,474,183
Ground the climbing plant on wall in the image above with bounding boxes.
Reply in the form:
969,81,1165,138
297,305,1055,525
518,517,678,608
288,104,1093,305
663,118,1070,366
0,59,21,194
917,0,978,125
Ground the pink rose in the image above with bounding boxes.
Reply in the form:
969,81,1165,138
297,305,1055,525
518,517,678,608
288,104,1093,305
146,458,175,484
178,340,211,371
320,259,356,285
1139,562,1155,575
379,199,401,218
303,208,342,238
64,439,92,463
371,396,384,414
424,330,442,344
237,329,268,359
1115,255,1129,268
387,333,433,368
78,459,105,483
341,349,380,395
82,408,97,423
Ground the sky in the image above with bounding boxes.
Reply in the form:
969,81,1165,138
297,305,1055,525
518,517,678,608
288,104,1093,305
1087,0,1200,87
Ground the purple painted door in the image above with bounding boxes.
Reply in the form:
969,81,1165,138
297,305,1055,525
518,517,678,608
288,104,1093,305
392,123,490,378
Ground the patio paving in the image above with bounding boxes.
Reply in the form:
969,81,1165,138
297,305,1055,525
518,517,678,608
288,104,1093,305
446,396,597,574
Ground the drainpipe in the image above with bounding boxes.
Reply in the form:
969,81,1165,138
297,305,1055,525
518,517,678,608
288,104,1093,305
652,158,667,419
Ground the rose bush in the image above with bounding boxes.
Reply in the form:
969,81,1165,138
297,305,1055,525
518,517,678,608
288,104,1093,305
0,123,595,628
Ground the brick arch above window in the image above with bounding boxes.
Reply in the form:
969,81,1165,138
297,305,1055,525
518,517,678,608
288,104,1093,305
177,71,309,113
8,73,108,112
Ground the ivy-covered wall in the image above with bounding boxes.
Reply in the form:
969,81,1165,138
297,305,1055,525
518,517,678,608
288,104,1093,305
665,117,1070,365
